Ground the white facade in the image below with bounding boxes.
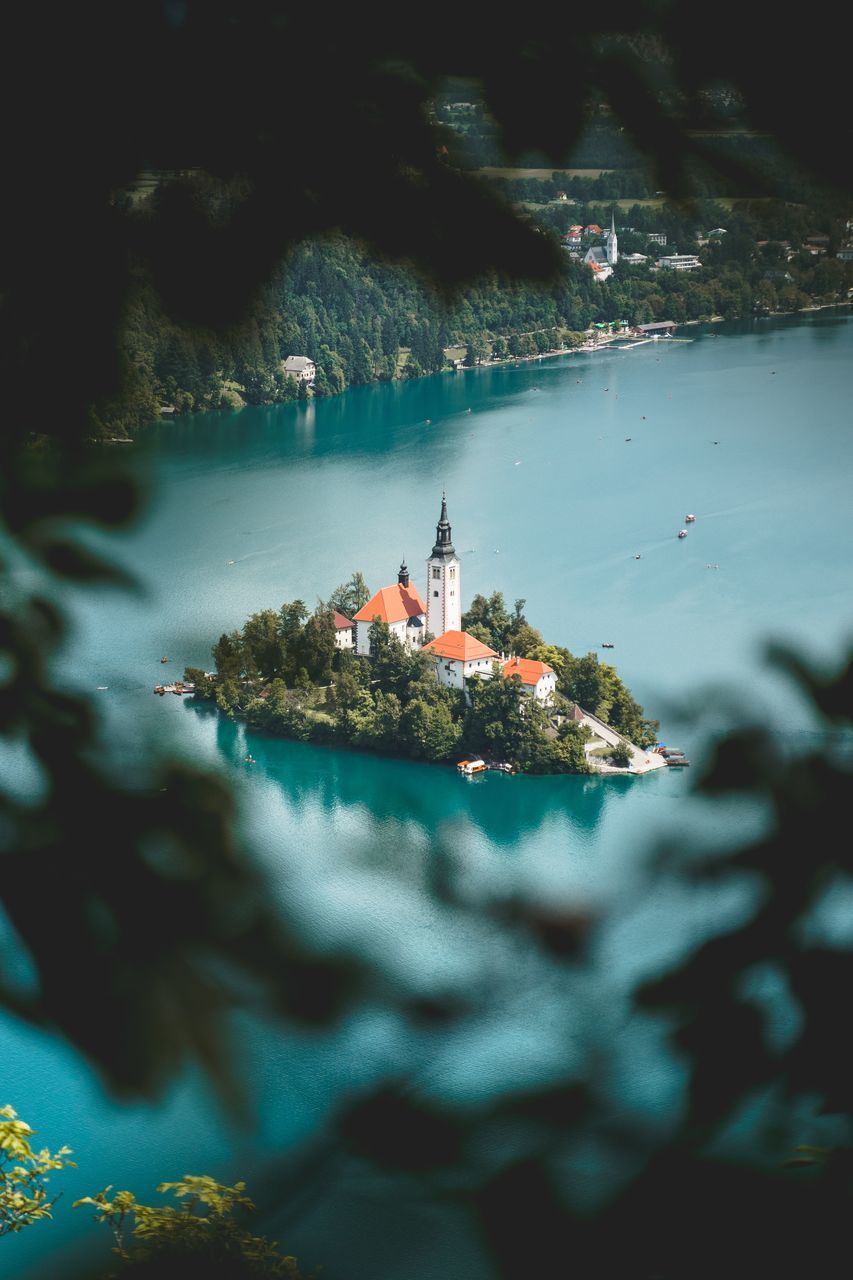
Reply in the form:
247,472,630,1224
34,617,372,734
530,670,557,702
502,657,558,703
334,624,354,650
657,255,702,271
431,653,496,691
355,616,420,656
426,495,462,638
282,356,316,382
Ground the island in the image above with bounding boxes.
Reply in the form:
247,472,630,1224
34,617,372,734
184,496,661,776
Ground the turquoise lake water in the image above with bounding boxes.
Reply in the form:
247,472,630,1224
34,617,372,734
3,310,853,1277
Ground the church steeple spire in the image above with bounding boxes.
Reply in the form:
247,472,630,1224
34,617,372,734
432,490,455,557
606,209,618,266
398,559,410,587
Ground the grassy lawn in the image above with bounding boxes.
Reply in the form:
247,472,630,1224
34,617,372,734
444,346,467,361
307,708,334,726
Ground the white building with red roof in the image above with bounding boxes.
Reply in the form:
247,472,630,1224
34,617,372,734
333,611,354,650
352,561,427,657
501,655,557,702
422,630,499,691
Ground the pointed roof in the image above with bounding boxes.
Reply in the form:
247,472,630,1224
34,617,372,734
430,491,456,559
423,630,499,662
610,209,616,236
353,582,427,625
502,656,555,686
333,611,353,630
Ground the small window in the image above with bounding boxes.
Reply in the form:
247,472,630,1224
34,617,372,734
449,567,456,580
432,567,441,579
433,590,439,597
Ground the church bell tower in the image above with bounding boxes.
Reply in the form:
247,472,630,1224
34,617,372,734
606,209,618,265
426,492,461,638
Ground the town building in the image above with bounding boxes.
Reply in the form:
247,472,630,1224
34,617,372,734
422,630,499,691
656,254,702,271
333,611,354,649
352,561,427,656
501,656,557,702
585,260,611,281
836,244,853,261
426,493,462,638
646,232,667,246
636,320,677,335
583,212,618,279
621,252,648,265
282,355,316,383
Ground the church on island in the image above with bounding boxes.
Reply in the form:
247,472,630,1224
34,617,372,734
349,495,556,702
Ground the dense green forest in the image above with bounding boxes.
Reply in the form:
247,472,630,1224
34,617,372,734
99,166,852,438
186,585,657,773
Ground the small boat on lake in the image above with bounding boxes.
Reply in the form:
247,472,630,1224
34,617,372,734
685,513,696,522
678,529,688,539
457,759,487,776
602,642,615,648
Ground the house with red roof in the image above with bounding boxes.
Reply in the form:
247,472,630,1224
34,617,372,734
352,561,427,657
333,611,354,650
422,630,499,691
501,655,557,703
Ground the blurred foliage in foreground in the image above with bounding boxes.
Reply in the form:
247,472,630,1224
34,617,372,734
2,3,853,1277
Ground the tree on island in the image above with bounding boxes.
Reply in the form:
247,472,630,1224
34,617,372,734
328,571,370,619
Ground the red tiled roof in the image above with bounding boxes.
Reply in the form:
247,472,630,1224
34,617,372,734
585,223,603,234
502,656,555,686
333,611,353,630
353,582,427,625
422,630,499,662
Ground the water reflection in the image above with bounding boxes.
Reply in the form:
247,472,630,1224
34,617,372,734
208,710,622,852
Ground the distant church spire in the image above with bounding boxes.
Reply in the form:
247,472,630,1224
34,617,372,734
398,559,410,587
607,209,618,266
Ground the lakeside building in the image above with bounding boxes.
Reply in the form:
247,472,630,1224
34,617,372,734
620,252,648,264
646,232,667,246
282,355,316,383
636,320,677,334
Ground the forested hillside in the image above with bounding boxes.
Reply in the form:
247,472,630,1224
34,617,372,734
97,173,852,438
